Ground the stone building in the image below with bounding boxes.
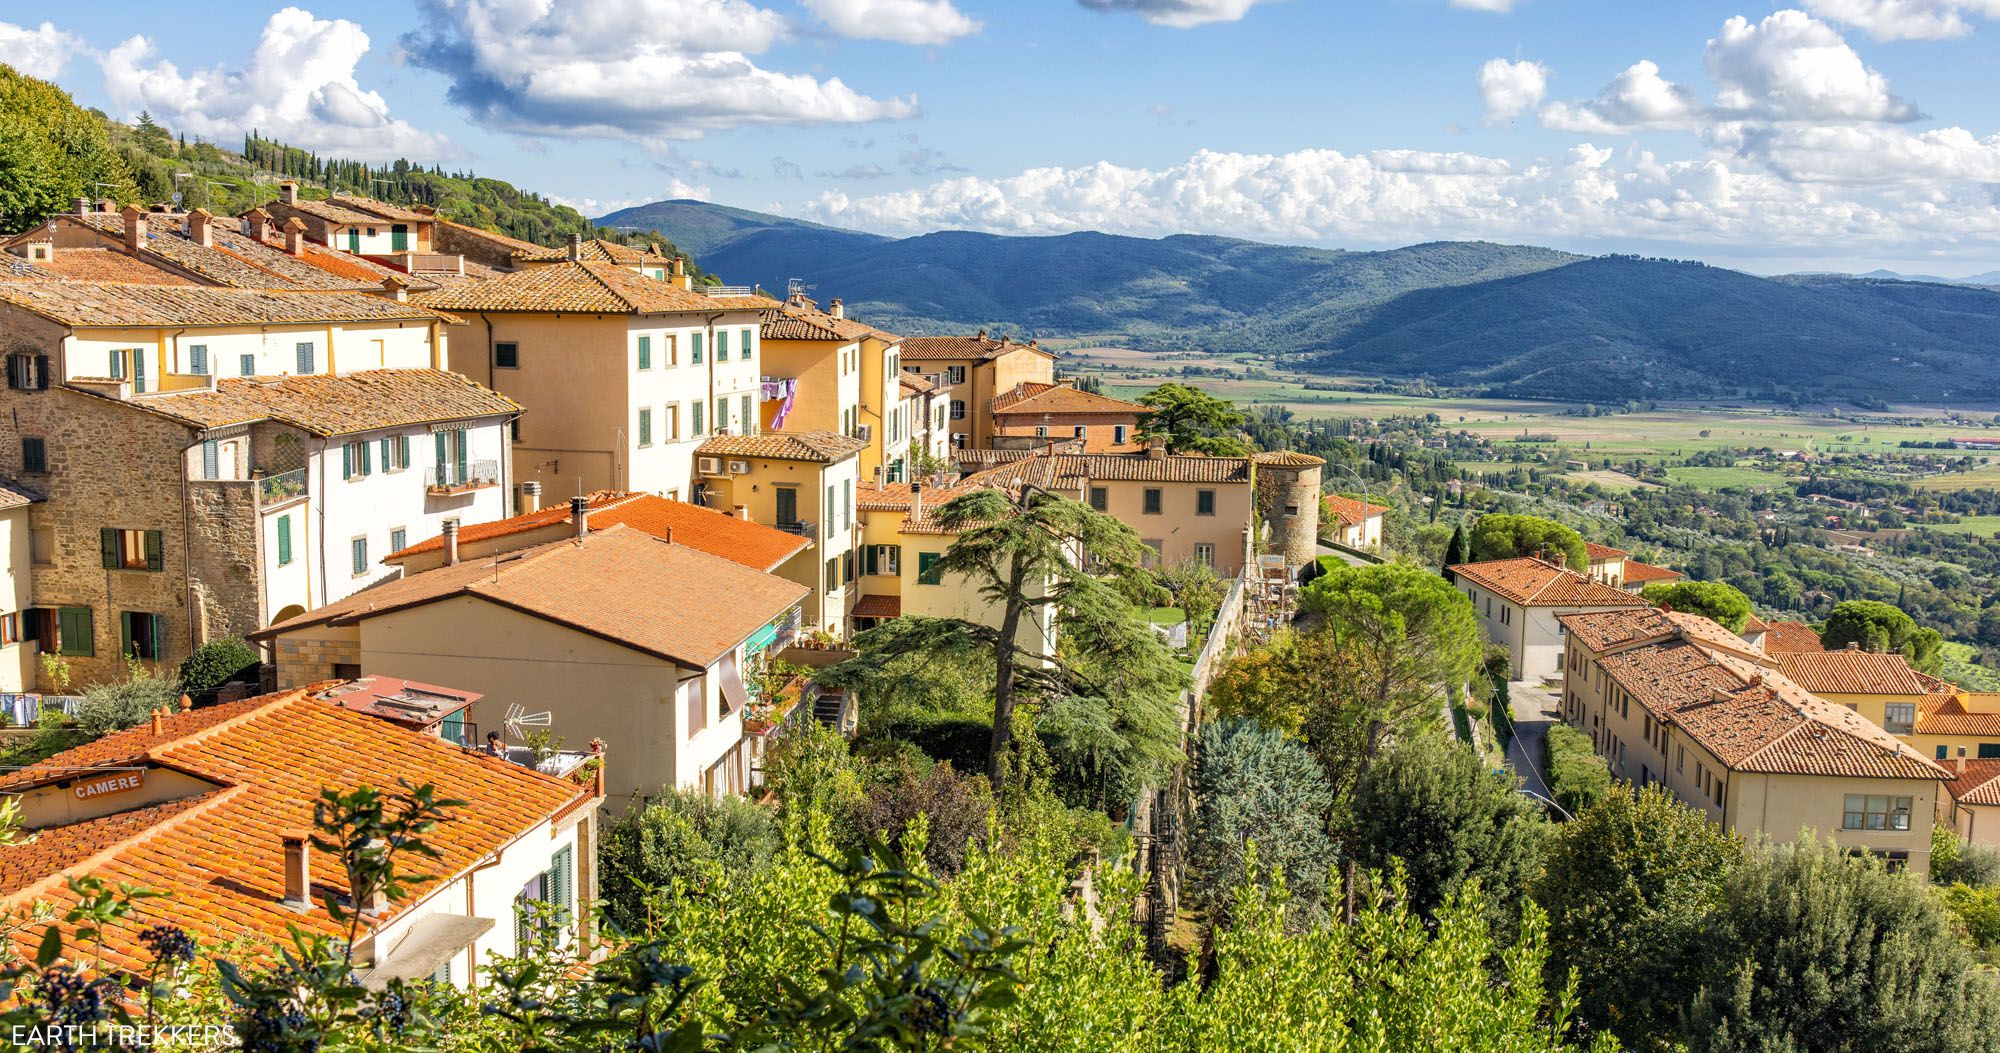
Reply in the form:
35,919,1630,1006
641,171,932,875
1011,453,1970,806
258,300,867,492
1251,450,1326,570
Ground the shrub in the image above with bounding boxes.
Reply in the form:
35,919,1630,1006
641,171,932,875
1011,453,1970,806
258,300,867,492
1188,719,1337,925
74,665,182,738
1543,723,1610,816
177,638,259,697
597,788,781,932
863,711,993,775
1933,826,2000,886
859,756,994,877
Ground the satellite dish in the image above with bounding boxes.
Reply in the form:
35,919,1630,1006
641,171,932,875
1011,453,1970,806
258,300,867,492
503,703,553,738
171,192,183,205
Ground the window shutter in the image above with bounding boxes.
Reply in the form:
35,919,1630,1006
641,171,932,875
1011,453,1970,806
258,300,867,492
890,545,901,574
639,409,651,445
189,344,208,375
918,552,941,585
435,432,447,473
202,440,219,480
551,846,573,915
35,355,49,390
361,442,373,475
380,437,392,469
131,349,145,393
342,443,353,479
100,528,119,569
455,431,468,479
398,434,410,467
296,342,313,374
864,546,877,577
120,612,134,659
145,530,164,571
60,607,94,657
691,332,703,363
278,515,292,565
638,336,651,369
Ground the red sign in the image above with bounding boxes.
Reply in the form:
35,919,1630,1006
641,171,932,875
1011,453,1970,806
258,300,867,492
72,770,146,801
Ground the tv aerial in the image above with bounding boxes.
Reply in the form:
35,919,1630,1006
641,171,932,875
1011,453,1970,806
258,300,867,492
503,704,553,738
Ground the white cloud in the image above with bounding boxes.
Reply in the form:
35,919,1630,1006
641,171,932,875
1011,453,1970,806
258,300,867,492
401,0,916,141
0,19,86,79
1803,0,2000,40
1540,60,1701,134
1478,58,1547,122
1706,10,1918,122
1451,0,1516,11
1076,0,1271,28
97,8,447,161
802,0,982,44
796,144,2000,258
1732,123,2000,183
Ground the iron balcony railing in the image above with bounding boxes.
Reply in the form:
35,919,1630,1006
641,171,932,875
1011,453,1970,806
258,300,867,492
259,467,307,505
426,459,499,495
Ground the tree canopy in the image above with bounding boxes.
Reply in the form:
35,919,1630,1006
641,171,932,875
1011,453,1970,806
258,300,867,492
1187,719,1337,925
1641,580,1754,633
1136,382,1249,456
1469,513,1588,571
1821,599,1944,674
0,64,132,231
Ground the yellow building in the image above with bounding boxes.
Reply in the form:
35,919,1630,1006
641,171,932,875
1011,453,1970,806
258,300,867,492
899,333,1056,450
1560,607,1949,873
694,431,868,638
1940,758,2000,846
1581,541,1686,593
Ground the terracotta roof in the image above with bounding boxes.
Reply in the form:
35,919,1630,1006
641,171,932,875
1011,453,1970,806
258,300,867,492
1585,542,1630,561
852,594,902,619
900,334,1054,363
257,524,808,669
267,194,428,226
414,261,775,314
1598,641,1944,781
698,431,868,464
857,458,1075,535
899,372,939,396
1323,494,1390,528
1943,759,2000,805
1621,559,1685,585
953,447,1253,484
0,689,587,974
1743,614,1770,633
137,369,517,437
1449,557,1650,608
513,239,671,265
0,480,43,511
324,194,432,223
1776,651,1929,696
1660,610,1775,666
761,299,888,343
1915,693,2000,738
42,213,390,292
990,382,1146,418
1558,607,1679,653
1763,621,1826,654
386,491,809,572
433,218,546,256
0,281,453,327
1,245,195,285
1251,450,1327,468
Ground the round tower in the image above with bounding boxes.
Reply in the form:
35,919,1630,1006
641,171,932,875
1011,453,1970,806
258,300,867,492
1252,451,1325,570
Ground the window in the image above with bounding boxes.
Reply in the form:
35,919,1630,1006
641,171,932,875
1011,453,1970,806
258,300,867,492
638,407,653,446
843,551,855,584
295,342,315,374
1196,489,1216,516
119,612,166,661
917,552,944,585
715,399,729,434
826,484,837,536
188,344,209,375
717,330,730,361
515,872,548,950
58,606,94,657
1194,542,1215,567
277,515,293,566
1982,744,2000,759
240,354,256,377
1284,503,1300,517
379,435,410,473
1501,605,1511,625
946,366,966,385
549,845,574,922
637,335,652,370
7,353,50,390
741,327,754,359
1884,703,1916,735
1843,794,1912,831
1089,487,1108,512
844,480,853,530
1114,424,1129,445
201,440,220,480
100,528,163,572
1073,425,1088,440
351,536,368,577
662,403,680,442
496,341,519,368
1143,488,1163,515
342,441,373,480
742,394,754,435
950,399,966,421
691,332,704,364
109,349,126,379
692,401,705,435
825,557,840,592
662,334,678,366
21,437,46,474
865,545,901,576
0,612,17,647
390,527,407,553
1034,425,1048,438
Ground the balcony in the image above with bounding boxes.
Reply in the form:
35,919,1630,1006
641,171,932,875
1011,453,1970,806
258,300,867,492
775,520,817,540
426,459,499,496
259,468,307,507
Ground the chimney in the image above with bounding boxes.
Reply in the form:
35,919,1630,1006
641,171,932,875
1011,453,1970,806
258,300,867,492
188,208,214,248
976,329,987,341
380,275,408,302
567,233,583,261
284,217,307,257
1845,641,1860,651
911,482,924,523
1710,686,1733,704
733,504,750,521
180,693,193,712
279,179,299,205
246,208,272,242
121,204,147,254
670,257,691,290
829,298,844,320
590,739,607,798
1146,434,1167,460
151,707,164,735
73,196,89,216
520,481,543,515
359,840,389,915
571,495,590,538
648,242,660,256
280,832,313,911
96,198,116,213
442,519,460,566
1959,746,1968,776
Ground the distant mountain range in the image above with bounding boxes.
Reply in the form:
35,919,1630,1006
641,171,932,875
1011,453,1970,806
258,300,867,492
600,199,2000,403
1849,269,2000,287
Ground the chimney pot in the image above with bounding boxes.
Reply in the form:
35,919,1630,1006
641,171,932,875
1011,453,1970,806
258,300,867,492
280,832,313,911
829,298,844,320
151,707,164,735
1958,746,1968,775
121,205,147,255
360,840,389,914
96,198,116,213
1146,434,1167,460
246,208,272,242
279,180,299,205
442,519,460,566
381,276,408,302
1846,641,1860,650
567,233,583,261
911,482,924,522
571,496,590,538
520,481,543,515
73,197,89,216
284,218,308,256
733,504,750,521
188,208,214,248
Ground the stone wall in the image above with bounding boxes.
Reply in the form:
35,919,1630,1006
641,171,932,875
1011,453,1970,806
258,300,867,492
274,635,361,689
1254,464,1324,570
186,480,264,642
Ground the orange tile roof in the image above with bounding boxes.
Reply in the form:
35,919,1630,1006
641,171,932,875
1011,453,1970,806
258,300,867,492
852,594,902,619
386,491,809,572
698,431,868,464
1558,607,1680,653
257,525,808,669
1251,450,1327,468
1620,559,1684,585
1448,557,1650,608
2,246,196,285
1585,541,1630,561
954,447,1253,484
1776,650,1929,696
0,480,43,512
40,213,400,292
1323,494,1390,528
0,281,453,327
0,689,588,974
900,334,1055,363
762,297,894,342
136,369,517,437
1942,759,2000,806
899,372,939,396
1762,621,1826,654
990,382,1146,418
511,239,671,265
1915,693,2000,738
1744,614,1770,633
414,261,775,314
1660,610,1776,666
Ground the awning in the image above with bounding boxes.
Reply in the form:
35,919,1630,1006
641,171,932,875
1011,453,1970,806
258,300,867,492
359,912,495,989
719,651,750,714
852,594,901,620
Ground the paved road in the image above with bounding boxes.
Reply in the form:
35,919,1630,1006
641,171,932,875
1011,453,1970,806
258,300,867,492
1506,679,1561,807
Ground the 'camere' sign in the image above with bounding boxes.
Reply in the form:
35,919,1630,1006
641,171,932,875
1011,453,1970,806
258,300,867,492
72,770,146,801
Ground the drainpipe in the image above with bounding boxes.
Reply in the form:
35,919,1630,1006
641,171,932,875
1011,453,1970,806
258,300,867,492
704,312,723,439
178,429,206,657
315,436,330,609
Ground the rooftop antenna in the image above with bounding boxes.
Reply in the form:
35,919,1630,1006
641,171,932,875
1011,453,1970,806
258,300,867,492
786,277,812,299
503,704,553,738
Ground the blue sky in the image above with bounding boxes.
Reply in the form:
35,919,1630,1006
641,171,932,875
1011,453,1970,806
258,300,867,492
7,0,2000,274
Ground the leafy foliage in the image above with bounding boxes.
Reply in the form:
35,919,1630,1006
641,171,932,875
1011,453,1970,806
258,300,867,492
176,638,260,697
1640,581,1754,633
1822,599,1945,674
1135,382,1248,456
597,788,782,933
0,64,133,230
73,666,182,738
1470,513,1589,571
1187,720,1337,924
1542,723,1611,817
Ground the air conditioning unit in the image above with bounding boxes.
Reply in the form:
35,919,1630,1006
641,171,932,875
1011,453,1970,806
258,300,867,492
727,460,751,475
698,456,724,476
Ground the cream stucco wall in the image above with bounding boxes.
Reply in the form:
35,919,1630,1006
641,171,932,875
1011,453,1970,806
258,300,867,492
1091,479,1253,578
1,505,36,691
62,321,441,390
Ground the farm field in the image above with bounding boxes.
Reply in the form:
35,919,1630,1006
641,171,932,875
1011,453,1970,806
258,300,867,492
1920,515,2000,536
1566,469,1654,490
1664,465,1790,490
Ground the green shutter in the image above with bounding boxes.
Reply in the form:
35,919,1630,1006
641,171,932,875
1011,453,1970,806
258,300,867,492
342,443,353,479
550,845,573,916
277,515,293,566
144,530,164,572
455,431,468,480
60,607,94,657
100,528,119,569
120,611,134,659
151,614,167,661
692,401,704,434
380,437,392,469
844,480,852,529
398,434,410,467
435,432,448,474
717,330,728,361
864,546,877,576
361,442,373,475
691,333,703,363
638,335,651,369
918,552,941,585
132,349,145,393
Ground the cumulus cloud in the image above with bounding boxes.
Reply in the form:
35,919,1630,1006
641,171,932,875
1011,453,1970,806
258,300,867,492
0,19,85,79
1803,0,2000,40
1731,123,2000,183
400,0,917,141
98,8,447,161
1451,0,1516,10
1540,60,1701,134
801,0,982,44
1706,10,1918,122
1076,0,1271,28
1478,59,1547,122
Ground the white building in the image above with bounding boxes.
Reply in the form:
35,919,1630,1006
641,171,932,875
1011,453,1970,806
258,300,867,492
1448,556,1650,682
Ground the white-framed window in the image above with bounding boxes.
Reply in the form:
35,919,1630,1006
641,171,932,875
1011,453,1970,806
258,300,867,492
1194,543,1215,567
946,366,966,385
342,441,373,480
1844,794,1911,831
1884,703,1916,735
950,400,966,420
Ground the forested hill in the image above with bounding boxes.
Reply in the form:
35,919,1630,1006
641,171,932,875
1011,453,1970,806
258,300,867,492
613,198,2000,403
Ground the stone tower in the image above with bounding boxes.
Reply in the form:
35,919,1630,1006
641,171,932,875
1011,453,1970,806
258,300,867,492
1252,451,1325,570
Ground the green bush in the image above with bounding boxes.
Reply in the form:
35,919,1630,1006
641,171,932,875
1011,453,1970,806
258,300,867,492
1543,723,1610,817
177,638,260,696
597,787,781,933
862,711,993,775
74,666,183,738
